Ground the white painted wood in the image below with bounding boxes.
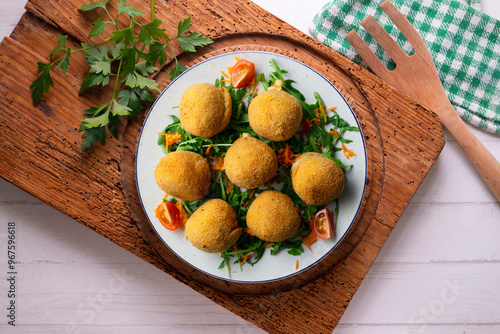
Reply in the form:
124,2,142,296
1,1,499,333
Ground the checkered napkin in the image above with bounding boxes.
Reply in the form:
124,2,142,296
310,0,500,134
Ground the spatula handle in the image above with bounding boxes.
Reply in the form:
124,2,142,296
441,103,500,201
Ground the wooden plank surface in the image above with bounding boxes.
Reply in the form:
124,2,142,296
1,0,442,332
0,0,500,334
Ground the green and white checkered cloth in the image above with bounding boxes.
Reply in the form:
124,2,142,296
310,0,500,134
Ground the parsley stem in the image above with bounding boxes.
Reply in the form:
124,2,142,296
111,57,124,102
103,8,118,29
68,40,114,56
151,0,155,21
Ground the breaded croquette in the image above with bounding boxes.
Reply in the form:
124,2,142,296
154,151,211,201
224,133,278,189
179,83,232,138
246,190,301,242
185,199,242,253
291,152,345,205
248,89,302,141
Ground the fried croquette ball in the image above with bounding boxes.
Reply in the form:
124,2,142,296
179,83,232,138
291,152,345,205
246,190,301,242
248,89,303,141
185,199,242,253
154,151,210,201
224,134,278,189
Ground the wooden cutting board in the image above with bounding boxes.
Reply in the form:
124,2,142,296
0,0,444,332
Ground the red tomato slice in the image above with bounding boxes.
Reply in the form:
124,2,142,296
156,201,180,231
231,60,255,88
312,208,334,239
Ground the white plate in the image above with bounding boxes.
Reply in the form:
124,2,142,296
136,51,367,283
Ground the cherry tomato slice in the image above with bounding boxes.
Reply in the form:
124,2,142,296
156,201,180,231
231,60,255,88
312,208,334,239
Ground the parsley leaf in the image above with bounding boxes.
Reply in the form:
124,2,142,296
30,62,53,106
177,32,213,52
89,17,109,38
117,0,143,17
177,17,191,37
80,0,109,11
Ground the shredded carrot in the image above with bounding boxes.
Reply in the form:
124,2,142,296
225,181,234,195
276,143,300,168
311,118,322,125
210,156,225,171
252,87,258,97
221,70,230,79
307,210,311,222
300,231,318,252
240,252,254,266
234,56,242,62
175,200,188,231
326,106,337,112
158,133,182,150
341,142,356,159
243,189,256,207
295,260,299,270
330,130,339,137
205,144,214,156
264,243,275,248
243,227,253,235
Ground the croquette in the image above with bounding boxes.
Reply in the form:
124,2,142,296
246,190,301,242
154,151,211,201
224,134,278,189
248,89,303,141
291,152,345,205
185,199,242,253
179,83,232,138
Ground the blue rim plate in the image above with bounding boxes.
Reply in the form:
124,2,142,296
135,51,367,283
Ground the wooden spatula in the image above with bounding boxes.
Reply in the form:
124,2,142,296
346,0,500,201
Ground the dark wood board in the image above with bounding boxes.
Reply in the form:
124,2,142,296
0,0,445,332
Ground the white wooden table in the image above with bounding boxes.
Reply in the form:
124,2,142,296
1,1,499,333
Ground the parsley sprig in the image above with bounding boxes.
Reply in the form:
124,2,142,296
30,0,213,150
